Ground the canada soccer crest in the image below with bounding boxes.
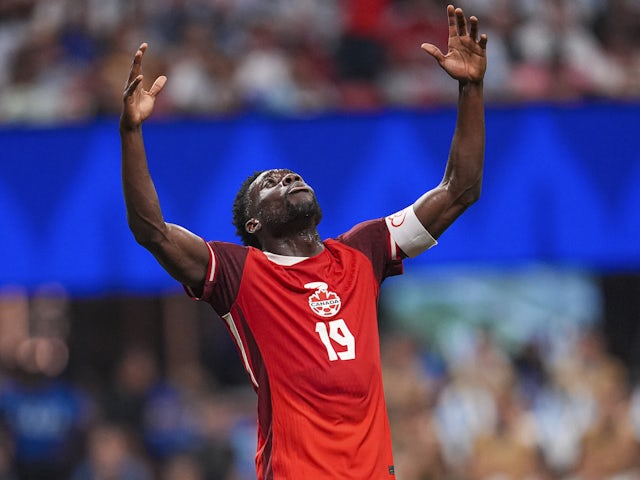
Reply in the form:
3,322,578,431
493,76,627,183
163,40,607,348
304,282,341,318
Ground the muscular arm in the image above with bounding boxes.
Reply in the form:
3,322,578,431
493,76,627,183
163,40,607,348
414,5,487,239
121,44,209,289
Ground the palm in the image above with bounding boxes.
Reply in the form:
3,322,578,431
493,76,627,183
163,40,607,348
125,89,157,124
421,6,487,84
441,36,486,83
120,43,166,130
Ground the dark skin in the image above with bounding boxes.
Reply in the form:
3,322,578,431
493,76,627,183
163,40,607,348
120,4,487,293
244,169,324,256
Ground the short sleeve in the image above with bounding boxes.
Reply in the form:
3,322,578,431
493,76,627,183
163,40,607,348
336,219,404,283
183,241,249,316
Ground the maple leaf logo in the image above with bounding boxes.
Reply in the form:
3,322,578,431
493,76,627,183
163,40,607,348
305,282,341,318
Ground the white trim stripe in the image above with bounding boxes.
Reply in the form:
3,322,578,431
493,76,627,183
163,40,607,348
222,312,259,389
205,241,215,282
390,233,398,260
262,250,309,266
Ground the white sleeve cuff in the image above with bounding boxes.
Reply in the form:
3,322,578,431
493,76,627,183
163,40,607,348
385,205,437,258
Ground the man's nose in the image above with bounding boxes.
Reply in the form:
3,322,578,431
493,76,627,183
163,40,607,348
282,173,302,185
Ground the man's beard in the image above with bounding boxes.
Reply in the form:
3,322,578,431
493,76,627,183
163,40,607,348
261,196,323,235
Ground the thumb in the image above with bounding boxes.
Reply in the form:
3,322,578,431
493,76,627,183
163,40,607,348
421,43,445,63
148,75,167,97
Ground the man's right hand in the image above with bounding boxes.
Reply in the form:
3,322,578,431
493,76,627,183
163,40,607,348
120,43,167,131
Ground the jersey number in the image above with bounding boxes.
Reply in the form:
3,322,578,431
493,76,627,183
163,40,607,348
315,319,355,361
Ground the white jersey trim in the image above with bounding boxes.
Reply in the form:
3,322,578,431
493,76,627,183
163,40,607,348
185,240,216,299
206,241,216,282
222,312,259,389
385,205,437,258
262,250,309,266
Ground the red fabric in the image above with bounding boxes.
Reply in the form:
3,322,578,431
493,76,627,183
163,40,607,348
190,219,402,479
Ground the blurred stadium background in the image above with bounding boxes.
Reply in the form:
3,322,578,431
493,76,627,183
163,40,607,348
1,0,640,479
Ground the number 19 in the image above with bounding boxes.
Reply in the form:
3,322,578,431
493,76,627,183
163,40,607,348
315,319,356,361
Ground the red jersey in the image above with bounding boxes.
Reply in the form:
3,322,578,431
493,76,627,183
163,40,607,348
188,219,403,479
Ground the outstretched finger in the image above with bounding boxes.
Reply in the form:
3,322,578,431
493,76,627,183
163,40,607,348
455,7,468,37
127,43,148,85
421,43,445,64
469,16,478,41
478,34,488,50
148,76,167,97
446,5,457,38
124,74,143,99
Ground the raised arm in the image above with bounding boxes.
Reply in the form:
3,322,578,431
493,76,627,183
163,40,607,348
120,43,209,289
414,5,487,239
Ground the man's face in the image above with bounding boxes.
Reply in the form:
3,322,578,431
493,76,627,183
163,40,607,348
247,169,322,232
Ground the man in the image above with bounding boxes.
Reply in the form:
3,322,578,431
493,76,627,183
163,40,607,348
120,4,487,479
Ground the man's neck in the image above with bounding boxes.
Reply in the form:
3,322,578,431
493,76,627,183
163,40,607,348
261,229,325,257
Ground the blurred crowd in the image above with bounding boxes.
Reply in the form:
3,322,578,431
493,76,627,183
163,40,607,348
0,346,259,480
1,0,640,124
1,287,640,480
382,328,640,480
3,0,640,478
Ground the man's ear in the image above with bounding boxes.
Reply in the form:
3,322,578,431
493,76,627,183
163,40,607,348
245,218,261,234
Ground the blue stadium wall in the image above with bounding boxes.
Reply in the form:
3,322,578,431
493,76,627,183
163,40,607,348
1,103,639,294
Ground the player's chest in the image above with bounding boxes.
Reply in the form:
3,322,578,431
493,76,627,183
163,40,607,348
240,254,375,314
237,256,378,347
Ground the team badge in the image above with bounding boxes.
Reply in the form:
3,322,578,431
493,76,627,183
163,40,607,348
304,282,341,318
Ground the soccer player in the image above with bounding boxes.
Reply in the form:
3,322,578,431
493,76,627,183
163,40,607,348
120,5,487,479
